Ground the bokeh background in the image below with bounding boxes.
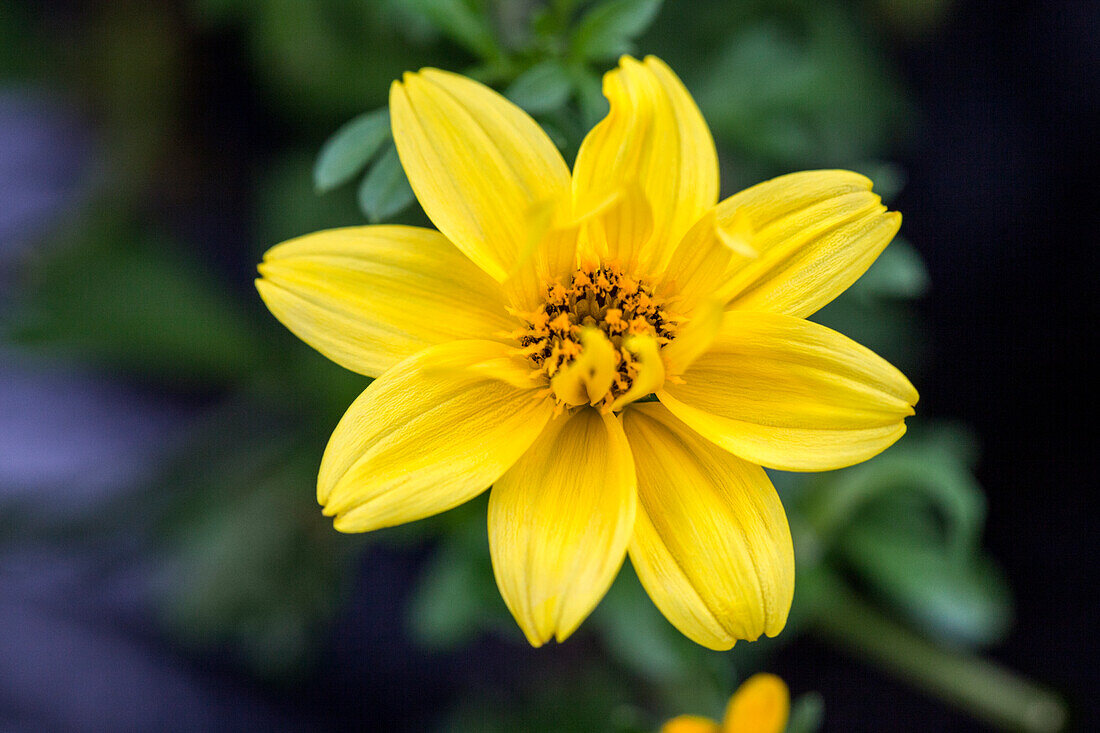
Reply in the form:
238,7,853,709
1,1,1096,731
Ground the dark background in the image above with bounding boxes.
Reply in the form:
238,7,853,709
1,0,1097,730
789,1,1099,730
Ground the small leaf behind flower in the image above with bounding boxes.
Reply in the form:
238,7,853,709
570,0,663,61
357,144,416,222
849,238,930,303
574,68,611,129
313,108,391,193
506,61,574,114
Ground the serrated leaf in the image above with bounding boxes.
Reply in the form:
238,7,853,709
313,108,390,193
570,0,663,61
357,144,416,222
505,61,574,114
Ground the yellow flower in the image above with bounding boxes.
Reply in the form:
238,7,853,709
256,56,917,649
661,673,790,733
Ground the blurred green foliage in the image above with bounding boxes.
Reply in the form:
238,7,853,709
149,403,357,673
787,692,826,733
191,0,440,121
3,0,1057,730
798,424,1012,648
5,216,264,385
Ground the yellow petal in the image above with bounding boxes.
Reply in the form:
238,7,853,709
723,674,790,733
256,225,515,377
661,716,721,733
573,56,718,275
716,170,901,317
319,340,554,532
501,208,579,312
658,210,754,317
662,297,724,377
390,68,571,283
659,311,918,471
488,408,636,646
716,208,757,258
622,404,794,649
582,182,654,272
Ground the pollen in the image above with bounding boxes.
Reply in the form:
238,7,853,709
515,262,677,409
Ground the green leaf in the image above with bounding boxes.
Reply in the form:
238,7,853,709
839,519,1013,648
592,566,734,717
857,160,907,202
406,543,501,649
404,494,514,649
594,572,695,684
805,424,1010,649
539,121,571,151
809,296,925,377
814,235,928,364
357,144,416,222
799,423,986,556
786,692,826,733
407,0,501,61
573,68,610,129
505,61,574,114
570,0,663,61
849,237,930,302
313,108,391,192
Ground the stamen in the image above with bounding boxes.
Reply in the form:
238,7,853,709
516,263,678,409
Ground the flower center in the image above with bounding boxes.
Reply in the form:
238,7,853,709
516,262,677,409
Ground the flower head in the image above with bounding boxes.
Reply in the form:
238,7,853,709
256,56,917,649
661,673,790,733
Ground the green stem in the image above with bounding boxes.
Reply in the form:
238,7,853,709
811,578,1066,732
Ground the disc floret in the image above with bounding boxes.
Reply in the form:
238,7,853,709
515,262,677,409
